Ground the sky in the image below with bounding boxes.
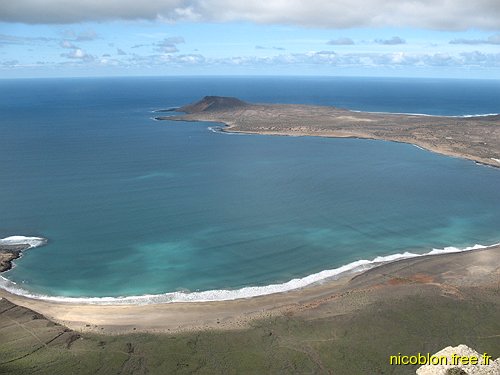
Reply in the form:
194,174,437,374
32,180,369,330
0,0,499,78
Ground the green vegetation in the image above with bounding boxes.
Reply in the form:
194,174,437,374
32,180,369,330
1,289,499,374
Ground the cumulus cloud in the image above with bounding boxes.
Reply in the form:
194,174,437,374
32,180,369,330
1,1,499,30
206,50,500,69
327,37,354,45
60,48,94,61
450,34,500,45
124,49,497,70
155,36,185,53
59,38,91,61
374,36,406,45
60,40,77,49
1,59,20,67
127,52,205,66
117,48,127,55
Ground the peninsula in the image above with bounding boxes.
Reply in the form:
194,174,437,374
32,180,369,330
157,96,500,167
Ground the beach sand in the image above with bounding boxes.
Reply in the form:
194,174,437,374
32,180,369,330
1,246,499,374
1,245,498,335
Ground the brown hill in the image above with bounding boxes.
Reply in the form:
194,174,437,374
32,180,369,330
179,96,249,113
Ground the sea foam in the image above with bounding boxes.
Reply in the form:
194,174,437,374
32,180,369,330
351,110,499,118
0,242,497,305
0,236,47,249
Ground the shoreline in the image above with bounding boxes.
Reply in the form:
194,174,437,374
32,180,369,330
1,97,498,336
0,244,30,272
0,241,497,305
199,120,500,169
1,244,498,335
158,96,500,168
0,236,47,272
209,122,500,169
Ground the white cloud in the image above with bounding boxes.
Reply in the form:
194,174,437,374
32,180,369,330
61,48,94,62
450,33,500,45
123,49,500,70
327,37,354,45
155,36,185,53
1,1,499,30
206,50,500,69
374,36,406,45
1,59,20,67
60,40,77,49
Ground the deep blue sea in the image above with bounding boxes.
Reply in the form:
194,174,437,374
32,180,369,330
0,76,499,303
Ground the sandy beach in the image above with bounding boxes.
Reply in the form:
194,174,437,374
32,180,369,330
2,244,499,373
1,245,499,335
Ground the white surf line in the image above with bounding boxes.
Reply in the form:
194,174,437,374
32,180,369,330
0,236,47,249
1,243,498,305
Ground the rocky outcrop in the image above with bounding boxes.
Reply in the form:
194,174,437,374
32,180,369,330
0,236,47,273
0,245,29,272
416,345,500,375
178,96,249,113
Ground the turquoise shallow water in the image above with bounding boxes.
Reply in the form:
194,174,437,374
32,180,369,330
0,77,499,301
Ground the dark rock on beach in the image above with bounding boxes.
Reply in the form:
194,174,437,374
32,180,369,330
0,244,31,273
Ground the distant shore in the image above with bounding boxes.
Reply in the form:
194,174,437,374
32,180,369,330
157,96,500,168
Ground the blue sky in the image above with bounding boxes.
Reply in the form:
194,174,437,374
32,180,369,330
1,1,499,78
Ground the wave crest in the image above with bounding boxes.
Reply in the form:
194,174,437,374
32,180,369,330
0,235,47,248
0,242,497,305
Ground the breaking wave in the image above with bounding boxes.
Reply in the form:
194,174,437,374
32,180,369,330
0,235,47,249
351,109,499,118
0,242,497,305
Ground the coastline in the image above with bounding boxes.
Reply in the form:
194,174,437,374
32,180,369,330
158,96,500,168
0,236,47,272
0,245,30,273
1,244,499,334
0,242,496,305
206,123,500,169
1,96,498,337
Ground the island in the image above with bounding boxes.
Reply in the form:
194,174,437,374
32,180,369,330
156,96,500,167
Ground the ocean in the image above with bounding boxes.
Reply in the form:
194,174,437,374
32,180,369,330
0,76,499,303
